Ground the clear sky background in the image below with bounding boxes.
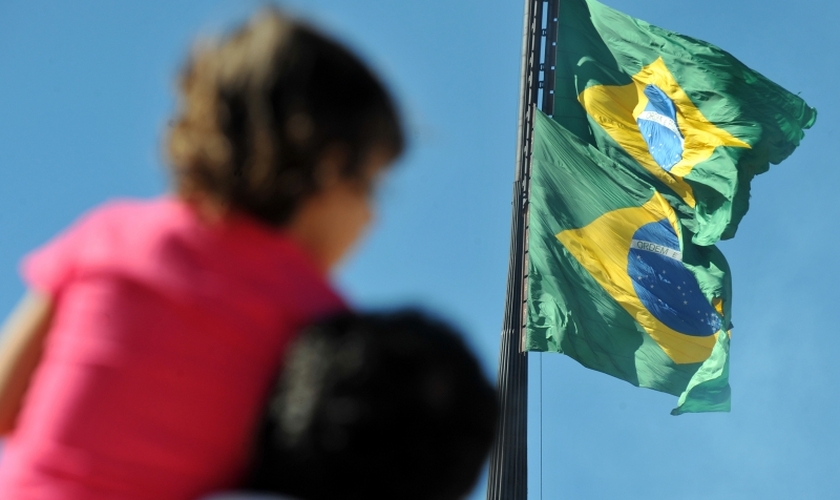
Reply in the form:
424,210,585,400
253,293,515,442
0,1,836,499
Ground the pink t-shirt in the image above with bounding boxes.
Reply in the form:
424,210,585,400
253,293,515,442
0,198,345,500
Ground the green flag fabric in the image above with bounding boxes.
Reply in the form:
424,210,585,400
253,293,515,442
526,109,732,414
551,0,816,245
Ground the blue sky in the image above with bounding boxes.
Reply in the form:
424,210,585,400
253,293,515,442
0,0,837,499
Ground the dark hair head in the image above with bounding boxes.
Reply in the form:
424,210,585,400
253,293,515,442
251,310,498,500
167,9,405,227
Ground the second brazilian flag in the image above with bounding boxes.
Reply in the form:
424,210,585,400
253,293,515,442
526,110,731,414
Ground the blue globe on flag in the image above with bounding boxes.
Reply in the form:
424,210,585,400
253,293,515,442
628,219,721,337
636,85,684,171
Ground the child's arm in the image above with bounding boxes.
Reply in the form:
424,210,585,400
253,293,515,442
0,291,53,435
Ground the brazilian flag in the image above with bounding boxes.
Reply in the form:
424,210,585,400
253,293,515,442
526,110,731,414
552,0,816,245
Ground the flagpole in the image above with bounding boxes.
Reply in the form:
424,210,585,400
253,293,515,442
486,1,557,499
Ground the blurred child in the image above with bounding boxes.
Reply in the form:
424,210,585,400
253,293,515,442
0,9,403,500
236,310,498,500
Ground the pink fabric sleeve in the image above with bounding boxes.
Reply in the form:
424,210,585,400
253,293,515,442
19,207,107,298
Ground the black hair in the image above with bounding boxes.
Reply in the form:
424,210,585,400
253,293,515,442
249,310,498,500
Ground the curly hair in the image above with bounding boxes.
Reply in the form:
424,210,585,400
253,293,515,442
167,9,404,227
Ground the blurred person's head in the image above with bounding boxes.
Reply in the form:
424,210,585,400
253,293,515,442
166,9,404,269
249,310,498,500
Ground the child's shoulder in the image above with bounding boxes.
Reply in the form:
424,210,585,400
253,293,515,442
70,196,192,238
87,196,182,221
69,196,170,225
49,196,196,264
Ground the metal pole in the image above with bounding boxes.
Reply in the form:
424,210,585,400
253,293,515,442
485,1,557,498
